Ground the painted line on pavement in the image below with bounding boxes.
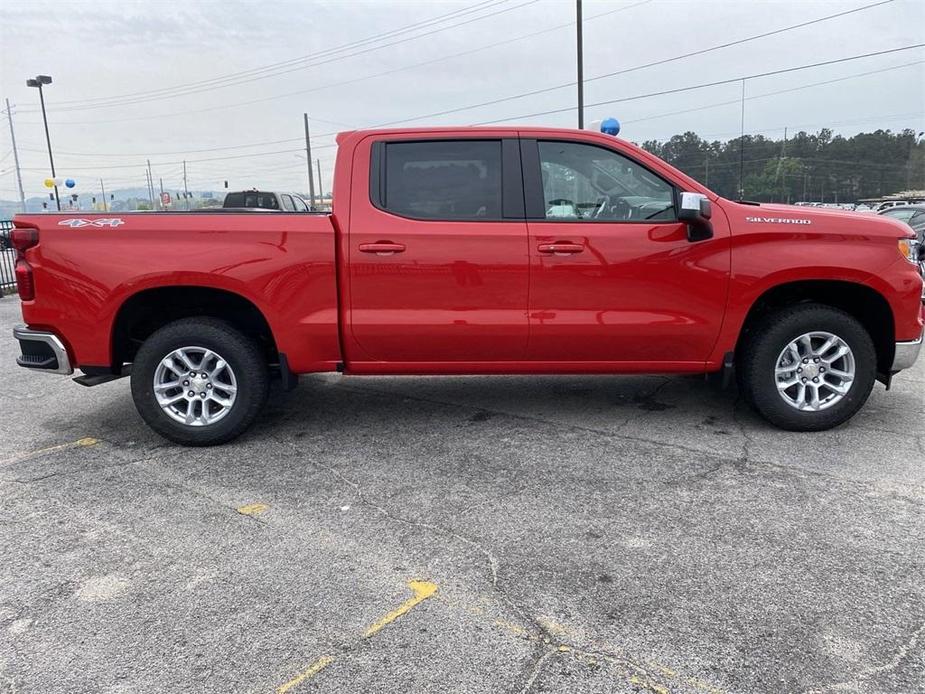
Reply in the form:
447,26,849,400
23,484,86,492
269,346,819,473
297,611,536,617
0,437,100,467
275,579,438,693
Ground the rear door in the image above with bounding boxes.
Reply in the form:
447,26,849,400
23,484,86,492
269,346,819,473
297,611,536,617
346,135,529,364
522,137,730,367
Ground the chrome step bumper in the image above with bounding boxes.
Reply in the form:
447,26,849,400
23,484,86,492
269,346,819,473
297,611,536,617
12,325,74,375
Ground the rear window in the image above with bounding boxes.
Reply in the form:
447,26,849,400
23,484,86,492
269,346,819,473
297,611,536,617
381,140,502,220
223,192,279,209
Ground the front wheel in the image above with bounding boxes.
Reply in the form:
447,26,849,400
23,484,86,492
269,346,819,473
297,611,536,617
130,318,269,446
737,304,876,431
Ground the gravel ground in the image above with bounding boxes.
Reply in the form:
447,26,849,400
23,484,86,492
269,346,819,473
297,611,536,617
0,295,923,694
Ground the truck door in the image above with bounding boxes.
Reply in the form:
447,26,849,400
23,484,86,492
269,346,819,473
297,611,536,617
346,136,529,365
521,137,730,367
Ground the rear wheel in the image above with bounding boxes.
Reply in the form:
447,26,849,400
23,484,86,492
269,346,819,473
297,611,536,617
737,304,876,431
130,318,268,445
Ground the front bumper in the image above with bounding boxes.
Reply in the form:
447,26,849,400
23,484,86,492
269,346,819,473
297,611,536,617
892,333,922,372
13,325,74,375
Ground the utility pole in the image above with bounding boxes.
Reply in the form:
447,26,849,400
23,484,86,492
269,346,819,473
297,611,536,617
159,177,165,210
704,154,710,188
4,98,26,213
576,0,584,129
774,127,787,203
183,160,190,210
737,78,746,199
303,113,316,208
145,160,155,209
316,159,324,203
99,178,108,212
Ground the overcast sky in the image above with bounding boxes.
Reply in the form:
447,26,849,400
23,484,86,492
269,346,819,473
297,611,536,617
1,0,923,198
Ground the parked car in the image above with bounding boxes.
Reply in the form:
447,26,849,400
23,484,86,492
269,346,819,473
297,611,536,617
11,126,924,444
880,204,925,275
879,203,925,229
875,200,925,213
223,190,313,212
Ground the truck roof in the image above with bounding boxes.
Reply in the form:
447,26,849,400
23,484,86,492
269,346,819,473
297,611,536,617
335,125,616,144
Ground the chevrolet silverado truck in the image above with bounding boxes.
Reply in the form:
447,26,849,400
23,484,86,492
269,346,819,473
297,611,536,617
10,127,924,445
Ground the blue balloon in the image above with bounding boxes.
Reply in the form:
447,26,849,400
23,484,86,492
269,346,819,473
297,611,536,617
64,178,76,188
600,117,621,136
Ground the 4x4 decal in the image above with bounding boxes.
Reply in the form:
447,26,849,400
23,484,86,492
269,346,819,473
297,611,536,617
57,218,125,228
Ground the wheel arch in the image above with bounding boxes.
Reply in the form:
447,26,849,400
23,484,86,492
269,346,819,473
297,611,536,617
735,279,895,375
110,285,279,370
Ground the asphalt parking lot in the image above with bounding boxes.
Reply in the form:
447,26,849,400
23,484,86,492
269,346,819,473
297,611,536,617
1,295,923,694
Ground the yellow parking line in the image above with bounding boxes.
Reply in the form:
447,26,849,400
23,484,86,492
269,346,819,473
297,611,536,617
236,502,269,517
276,655,334,694
364,579,438,638
0,437,100,467
274,580,437,692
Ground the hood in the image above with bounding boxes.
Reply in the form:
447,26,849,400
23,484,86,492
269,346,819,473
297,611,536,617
724,200,915,239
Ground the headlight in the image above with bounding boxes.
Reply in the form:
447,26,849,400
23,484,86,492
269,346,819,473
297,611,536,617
898,238,919,264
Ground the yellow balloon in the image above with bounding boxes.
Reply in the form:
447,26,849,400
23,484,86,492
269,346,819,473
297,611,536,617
44,178,55,188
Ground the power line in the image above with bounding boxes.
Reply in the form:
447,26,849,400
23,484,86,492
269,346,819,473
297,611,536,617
19,0,652,128
621,59,925,128
13,53,921,171
19,143,338,171
24,0,542,113
469,43,925,125
363,0,903,128
42,0,509,107
16,132,336,158
40,57,921,164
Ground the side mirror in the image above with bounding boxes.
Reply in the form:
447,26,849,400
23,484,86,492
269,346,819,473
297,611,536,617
678,192,713,241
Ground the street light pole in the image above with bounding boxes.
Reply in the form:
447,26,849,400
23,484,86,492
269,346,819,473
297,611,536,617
576,0,584,129
26,75,59,211
303,113,316,208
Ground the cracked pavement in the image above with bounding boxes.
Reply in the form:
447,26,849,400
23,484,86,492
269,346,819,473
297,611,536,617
0,296,923,693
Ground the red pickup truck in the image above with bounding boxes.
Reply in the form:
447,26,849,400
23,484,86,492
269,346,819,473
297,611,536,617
11,127,924,445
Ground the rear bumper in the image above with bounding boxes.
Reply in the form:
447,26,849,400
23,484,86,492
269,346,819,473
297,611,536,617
12,324,74,375
892,332,922,372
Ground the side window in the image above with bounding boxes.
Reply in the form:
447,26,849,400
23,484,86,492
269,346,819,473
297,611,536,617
537,141,676,222
255,192,278,209
382,140,502,220
280,194,295,211
292,196,308,212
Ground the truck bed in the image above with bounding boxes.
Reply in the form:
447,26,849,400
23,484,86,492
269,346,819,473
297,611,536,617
15,212,342,373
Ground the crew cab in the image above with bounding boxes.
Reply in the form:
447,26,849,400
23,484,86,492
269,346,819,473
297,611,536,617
222,189,312,212
10,126,924,445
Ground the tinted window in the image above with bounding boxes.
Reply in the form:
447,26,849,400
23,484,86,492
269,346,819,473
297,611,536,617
383,140,502,220
537,141,675,222
224,191,279,209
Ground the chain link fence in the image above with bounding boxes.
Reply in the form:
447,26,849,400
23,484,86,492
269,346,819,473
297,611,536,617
1,220,16,296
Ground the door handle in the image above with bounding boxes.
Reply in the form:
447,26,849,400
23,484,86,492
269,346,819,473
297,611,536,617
537,242,584,255
359,242,406,255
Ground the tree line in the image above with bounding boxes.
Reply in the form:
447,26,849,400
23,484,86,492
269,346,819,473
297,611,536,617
639,128,924,204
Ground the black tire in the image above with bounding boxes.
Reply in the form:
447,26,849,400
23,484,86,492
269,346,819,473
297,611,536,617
737,304,876,431
130,318,269,446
